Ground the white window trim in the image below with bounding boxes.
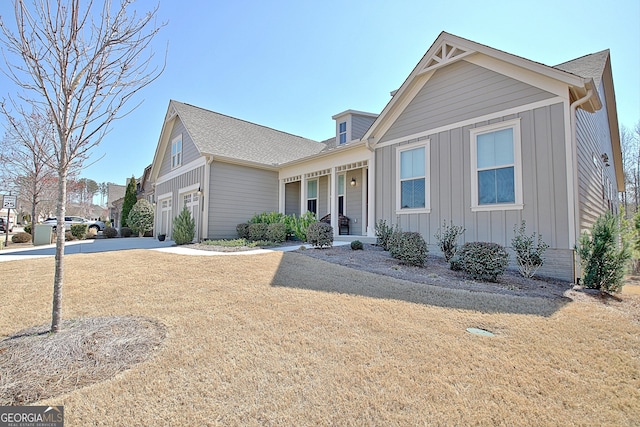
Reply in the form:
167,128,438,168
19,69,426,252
307,178,318,213
395,140,430,215
171,135,183,169
338,173,346,215
469,119,523,212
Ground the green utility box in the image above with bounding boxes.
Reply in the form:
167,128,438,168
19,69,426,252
33,224,54,246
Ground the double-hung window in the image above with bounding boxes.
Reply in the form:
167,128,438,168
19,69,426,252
397,141,429,213
171,136,182,169
337,174,345,215
470,120,522,211
339,122,347,144
307,179,318,214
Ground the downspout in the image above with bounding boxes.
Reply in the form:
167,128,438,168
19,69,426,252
366,136,376,236
569,88,594,281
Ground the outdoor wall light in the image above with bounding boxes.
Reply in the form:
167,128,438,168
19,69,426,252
601,153,610,167
197,186,203,196
350,177,357,187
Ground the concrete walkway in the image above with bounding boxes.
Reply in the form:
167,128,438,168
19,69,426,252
0,237,351,262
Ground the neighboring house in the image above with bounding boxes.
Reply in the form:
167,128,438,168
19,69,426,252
149,32,622,282
107,183,126,228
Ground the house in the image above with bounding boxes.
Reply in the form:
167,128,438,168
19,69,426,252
149,32,622,282
107,183,126,227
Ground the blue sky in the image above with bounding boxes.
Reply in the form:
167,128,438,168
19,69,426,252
1,0,639,188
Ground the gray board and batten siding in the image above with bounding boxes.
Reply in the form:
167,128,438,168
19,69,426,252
157,118,200,177
154,165,205,237
575,78,618,232
208,161,279,239
374,58,575,281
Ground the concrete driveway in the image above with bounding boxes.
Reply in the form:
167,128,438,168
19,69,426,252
0,237,176,262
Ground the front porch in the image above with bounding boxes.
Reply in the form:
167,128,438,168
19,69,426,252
279,160,373,237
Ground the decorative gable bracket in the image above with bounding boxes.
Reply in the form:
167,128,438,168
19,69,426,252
419,42,474,75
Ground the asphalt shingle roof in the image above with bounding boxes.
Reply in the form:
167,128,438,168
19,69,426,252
171,101,327,166
553,49,609,89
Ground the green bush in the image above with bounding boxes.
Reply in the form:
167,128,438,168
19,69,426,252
284,211,317,242
449,254,462,271
23,224,32,234
435,220,465,262
307,222,333,248
172,206,196,245
103,227,118,238
458,242,509,282
389,231,428,267
375,220,399,251
577,212,631,293
248,223,269,241
511,221,549,278
121,176,137,228
127,199,155,237
70,223,88,240
12,232,31,243
249,211,287,224
351,240,364,250
236,223,250,239
120,227,133,238
266,223,287,243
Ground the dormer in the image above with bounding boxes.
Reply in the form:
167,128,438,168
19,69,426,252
332,110,378,145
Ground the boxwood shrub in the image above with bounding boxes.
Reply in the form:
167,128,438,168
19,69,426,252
12,232,31,243
120,227,133,238
350,240,364,250
266,223,287,243
248,223,269,241
458,242,509,282
389,231,428,267
70,223,88,240
307,222,333,248
103,227,118,238
236,223,250,239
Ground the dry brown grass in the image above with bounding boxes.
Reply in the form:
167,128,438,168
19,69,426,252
0,250,639,426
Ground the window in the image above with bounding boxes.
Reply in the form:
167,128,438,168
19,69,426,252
339,122,347,144
470,120,522,211
396,142,429,213
337,174,345,215
307,179,318,214
171,136,182,169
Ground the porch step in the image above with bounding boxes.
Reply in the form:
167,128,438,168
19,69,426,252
334,235,377,244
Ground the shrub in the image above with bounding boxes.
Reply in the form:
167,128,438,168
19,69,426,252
511,221,549,278
236,223,250,239
375,220,398,251
65,230,75,241
249,211,287,224
248,223,269,241
435,220,465,262
266,223,287,243
120,227,133,238
389,231,428,267
449,254,462,271
121,176,137,227
23,224,32,234
70,223,88,240
103,227,118,238
351,240,364,250
127,199,155,237
577,212,631,293
85,227,98,239
172,205,196,245
12,232,31,243
307,222,333,248
458,242,509,282
284,211,317,242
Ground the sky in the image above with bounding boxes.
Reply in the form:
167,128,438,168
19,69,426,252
0,0,639,189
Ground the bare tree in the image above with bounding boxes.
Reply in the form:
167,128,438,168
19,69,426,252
621,122,640,216
0,104,57,228
0,0,165,332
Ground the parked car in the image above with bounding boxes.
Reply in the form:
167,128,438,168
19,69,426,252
42,216,106,232
0,218,13,232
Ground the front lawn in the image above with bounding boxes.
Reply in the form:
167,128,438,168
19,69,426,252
1,250,638,425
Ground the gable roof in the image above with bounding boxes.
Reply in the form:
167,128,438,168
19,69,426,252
150,101,328,181
363,31,605,147
554,50,609,90
175,101,325,166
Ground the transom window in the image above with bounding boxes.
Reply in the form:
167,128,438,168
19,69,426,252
470,120,522,211
171,136,182,169
396,141,430,213
339,122,347,144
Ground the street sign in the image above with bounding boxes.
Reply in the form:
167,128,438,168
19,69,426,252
2,195,17,209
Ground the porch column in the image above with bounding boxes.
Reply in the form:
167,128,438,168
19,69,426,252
330,167,338,237
300,175,307,216
367,150,376,237
278,179,285,214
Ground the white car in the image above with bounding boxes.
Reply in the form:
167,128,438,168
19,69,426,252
42,216,106,232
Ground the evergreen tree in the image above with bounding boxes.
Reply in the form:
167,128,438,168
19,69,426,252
128,199,154,237
121,176,137,228
172,205,195,245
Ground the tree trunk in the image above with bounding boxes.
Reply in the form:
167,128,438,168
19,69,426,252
50,167,67,333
